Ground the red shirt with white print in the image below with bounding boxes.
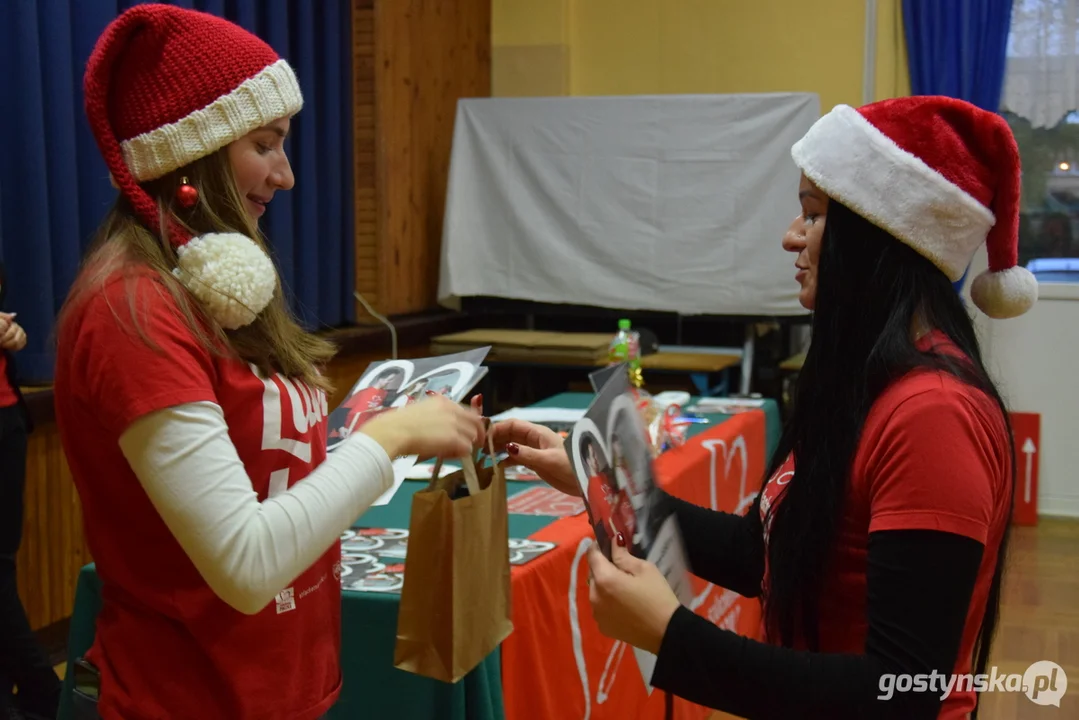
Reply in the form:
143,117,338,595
0,351,16,408
344,386,386,415
54,269,341,720
0,276,17,407
587,473,615,533
334,386,388,436
610,489,637,542
756,331,1013,720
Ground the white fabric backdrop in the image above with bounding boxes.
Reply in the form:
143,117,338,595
437,93,820,317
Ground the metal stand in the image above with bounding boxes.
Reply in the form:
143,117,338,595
739,323,755,396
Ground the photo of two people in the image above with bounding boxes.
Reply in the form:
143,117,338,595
568,369,694,687
326,348,490,452
568,372,670,563
330,366,406,442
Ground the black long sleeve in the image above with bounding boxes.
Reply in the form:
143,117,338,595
650,528,985,719
656,490,765,598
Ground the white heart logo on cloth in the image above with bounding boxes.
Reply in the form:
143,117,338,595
568,537,629,719
689,436,756,614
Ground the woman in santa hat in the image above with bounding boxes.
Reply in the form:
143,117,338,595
491,96,1036,719
52,5,483,719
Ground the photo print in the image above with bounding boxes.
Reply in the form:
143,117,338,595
569,371,644,561
327,347,490,453
567,369,694,690
343,560,406,594
341,527,409,559
607,392,663,555
507,539,557,565
388,364,470,408
572,427,628,561
337,528,558,595
327,363,409,447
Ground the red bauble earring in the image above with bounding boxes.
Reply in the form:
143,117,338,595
176,176,199,209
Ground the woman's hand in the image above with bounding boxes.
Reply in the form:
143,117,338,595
0,313,26,352
587,542,681,656
360,395,485,460
488,419,579,496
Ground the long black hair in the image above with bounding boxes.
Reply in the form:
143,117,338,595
760,200,1015,713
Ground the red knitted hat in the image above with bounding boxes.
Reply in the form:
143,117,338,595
791,96,1038,319
84,4,303,329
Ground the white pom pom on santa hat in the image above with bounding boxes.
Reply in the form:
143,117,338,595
970,265,1039,319
174,233,278,329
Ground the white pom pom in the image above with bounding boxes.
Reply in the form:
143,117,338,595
174,233,277,329
969,265,1039,319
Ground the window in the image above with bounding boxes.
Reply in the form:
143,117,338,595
1004,111,1079,269
1002,0,1079,281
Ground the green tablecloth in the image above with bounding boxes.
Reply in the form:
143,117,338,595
332,392,779,718
330,482,555,719
59,393,780,720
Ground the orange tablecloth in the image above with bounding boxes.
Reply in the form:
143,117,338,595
501,409,768,719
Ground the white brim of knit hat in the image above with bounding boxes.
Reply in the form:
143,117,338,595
120,59,303,183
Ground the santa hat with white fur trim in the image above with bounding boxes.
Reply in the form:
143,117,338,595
83,4,301,329
790,96,1038,319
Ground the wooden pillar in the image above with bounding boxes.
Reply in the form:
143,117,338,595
352,0,492,320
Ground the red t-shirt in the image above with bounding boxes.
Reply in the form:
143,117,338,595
756,333,1012,719
0,273,15,407
346,386,387,414
587,474,615,532
0,277,17,407
53,270,341,720
610,490,637,542
339,386,387,434
0,351,16,408
587,474,638,543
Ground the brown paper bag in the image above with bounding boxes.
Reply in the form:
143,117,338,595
393,432,513,683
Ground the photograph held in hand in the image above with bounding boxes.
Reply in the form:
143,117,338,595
566,369,693,691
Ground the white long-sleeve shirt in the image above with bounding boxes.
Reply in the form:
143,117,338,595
118,400,393,615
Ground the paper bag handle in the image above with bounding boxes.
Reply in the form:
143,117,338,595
460,457,482,496
428,417,494,495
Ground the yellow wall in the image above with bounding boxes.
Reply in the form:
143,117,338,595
491,0,572,96
492,0,910,111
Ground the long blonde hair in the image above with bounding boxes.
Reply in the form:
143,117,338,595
59,147,337,392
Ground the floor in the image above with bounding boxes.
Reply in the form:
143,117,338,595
48,519,1078,718
976,517,1079,718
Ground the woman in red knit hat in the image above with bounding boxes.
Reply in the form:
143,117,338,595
53,6,483,719
491,96,1038,719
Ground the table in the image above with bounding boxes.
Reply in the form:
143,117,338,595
497,394,776,719
431,329,743,398
58,393,779,720
480,350,741,374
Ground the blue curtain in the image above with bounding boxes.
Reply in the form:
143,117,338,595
0,0,354,384
902,0,1015,293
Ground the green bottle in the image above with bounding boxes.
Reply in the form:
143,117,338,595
608,318,641,370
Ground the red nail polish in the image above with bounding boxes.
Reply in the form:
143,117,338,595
616,533,626,547
506,443,519,456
